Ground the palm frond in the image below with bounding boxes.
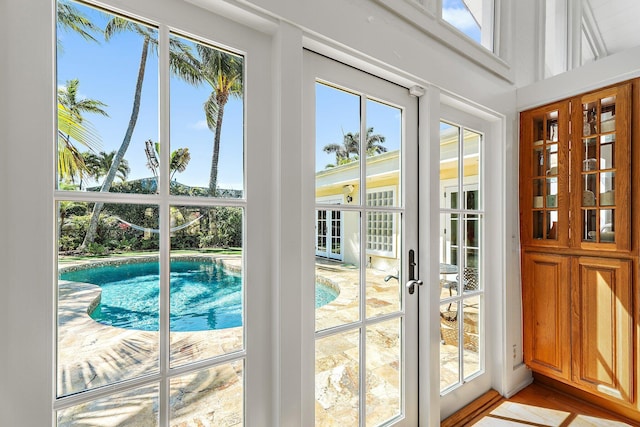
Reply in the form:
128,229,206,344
57,1,102,43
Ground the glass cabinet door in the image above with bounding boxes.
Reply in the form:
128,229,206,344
520,101,569,248
574,84,631,250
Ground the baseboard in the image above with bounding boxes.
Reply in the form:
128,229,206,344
441,389,503,427
503,364,533,398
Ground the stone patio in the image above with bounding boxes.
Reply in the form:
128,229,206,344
56,255,478,425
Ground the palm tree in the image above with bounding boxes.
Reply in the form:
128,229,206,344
80,19,199,250
57,103,101,182
144,140,191,180
323,127,386,168
57,79,108,183
84,151,130,183
56,1,103,183
58,79,108,124
361,127,387,156
56,0,101,51
323,131,359,167
169,148,191,180
195,46,243,195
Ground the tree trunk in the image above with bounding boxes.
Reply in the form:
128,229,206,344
208,102,226,196
79,36,149,251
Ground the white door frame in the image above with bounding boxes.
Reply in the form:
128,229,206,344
421,96,506,423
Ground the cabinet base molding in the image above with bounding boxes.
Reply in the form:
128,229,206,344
533,373,640,424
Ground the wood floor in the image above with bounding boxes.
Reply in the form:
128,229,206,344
442,382,638,426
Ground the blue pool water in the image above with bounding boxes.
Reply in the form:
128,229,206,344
59,260,338,332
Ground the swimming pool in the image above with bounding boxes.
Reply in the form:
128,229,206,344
59,260,338,332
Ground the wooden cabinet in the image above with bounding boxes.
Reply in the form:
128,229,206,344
571,257,634,405
522,253,571,380
520,80,639,415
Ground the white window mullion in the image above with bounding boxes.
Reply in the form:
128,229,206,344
158,24,171,427
358,94,368,427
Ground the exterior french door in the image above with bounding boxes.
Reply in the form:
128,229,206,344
304,50,419,426
316,209,343,260
430,107,496,421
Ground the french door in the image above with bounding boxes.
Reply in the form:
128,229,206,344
316,208,343,260
304,51,419,426
428,106,497,421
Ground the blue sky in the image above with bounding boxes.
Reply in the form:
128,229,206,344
442,0,482,44
58,0,469,191
315,83,401,172
57,1,243,191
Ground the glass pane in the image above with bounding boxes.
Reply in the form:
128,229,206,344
533,211,543,239
583,101,597,136
582,174,596,206
56,2,159,194
366,99,401,207
316,83,360,204
463,295,481,380
582,138,597,170
600,172,615,206
582,209,597,241
440,212,459,279
440,122,460,208
533,116,544,143
545,143,557,176
316,211,360,331
533,147,544,177
600,134,615,170
533,179,543,208
547,111,558,142
170,361,244,426
440,301,460,391
169,205,244,367
546,177,558,207
601,209,615,242
57,384,158,426
366,319,401,426
601,95,616,133
316,329,360,425
546,211,558,240
441,0,493,51
57,202,159,397
463,214,480,266
463,130,481,210
366,212,401,318
169,34,244,198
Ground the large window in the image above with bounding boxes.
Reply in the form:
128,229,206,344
441,0,495,51
55,1,252,424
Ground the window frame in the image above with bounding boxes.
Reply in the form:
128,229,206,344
50,0,274,425
373,0,513,81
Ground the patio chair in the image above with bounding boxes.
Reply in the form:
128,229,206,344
441,267,479,316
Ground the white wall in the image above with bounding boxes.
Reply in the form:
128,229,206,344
0,1,56,425
518,44,640,109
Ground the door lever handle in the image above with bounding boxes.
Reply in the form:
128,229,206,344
406,279,423,295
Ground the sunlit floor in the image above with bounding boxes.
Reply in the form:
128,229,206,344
464,383,635,426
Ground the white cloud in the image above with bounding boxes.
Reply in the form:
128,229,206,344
190,119,209,130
